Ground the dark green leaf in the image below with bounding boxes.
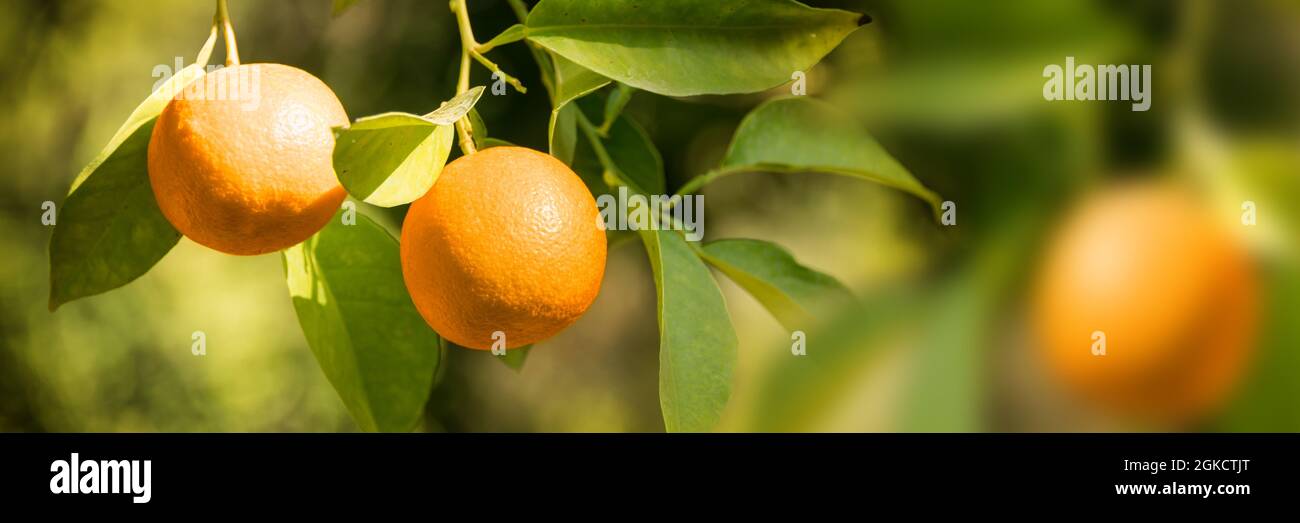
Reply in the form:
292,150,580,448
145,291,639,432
569,127,609,196
599,83,635,135
639,229,737,432
283,211,440,432
49,63,211,310
598,113,664,195
525,0,864,96
570,97,661,196
697,239,852,332
550,103,580,164
48,120,181,311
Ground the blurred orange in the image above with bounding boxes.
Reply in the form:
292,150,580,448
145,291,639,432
1032,181,1259,425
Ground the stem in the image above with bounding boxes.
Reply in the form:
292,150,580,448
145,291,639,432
505,0,555,99
449,0,530,154
451,0,526,93
574,110,624,187
450,0,477,155
469,50,527,93
216,0,240,66
674,169,733,198
455,49,477,155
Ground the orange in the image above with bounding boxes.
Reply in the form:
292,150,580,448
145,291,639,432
148,63,349,255
1031,181,1259,425
400,146,606,350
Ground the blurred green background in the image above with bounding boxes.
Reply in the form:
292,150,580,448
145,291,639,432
2,0,1298,432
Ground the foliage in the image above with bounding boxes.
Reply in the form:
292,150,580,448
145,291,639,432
45,0,936,433
32,0,1298,434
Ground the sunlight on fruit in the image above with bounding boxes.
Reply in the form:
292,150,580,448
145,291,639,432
149,64,348,255
400,146,607,350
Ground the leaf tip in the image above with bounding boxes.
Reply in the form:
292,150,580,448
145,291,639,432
858,13,873,26
47,285,67,312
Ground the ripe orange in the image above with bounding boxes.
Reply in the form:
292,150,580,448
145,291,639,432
400,146,606,350
148,63,349,255
1032,181,1259,425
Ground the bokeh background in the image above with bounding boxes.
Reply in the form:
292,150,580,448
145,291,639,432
2,0,1298,432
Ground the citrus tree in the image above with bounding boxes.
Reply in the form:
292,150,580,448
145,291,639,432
47,0,940,432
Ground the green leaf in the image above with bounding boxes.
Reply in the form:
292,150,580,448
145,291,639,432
48,63,212,310
551,52,613,108
707,97,941,215
598,83,635,135
333,114,454,207
481,137,516,149
639,229,737,432
900,272,987,432
697,239,852,332
597,112,664,195
495,345,532,372
465,108,517,150
48,120,181,311
746,288,920,431
1220,265,1300,431
332,0,361,17
331,86,479,207
468,108,489,149
569,127,609,196
550,103,580,165
547,54,610,164
570,97,662,196
898,219,1037,432
481,24,528,52
525,0,864,96
283,211,439,432
743,215,1039,432
423,86,486,125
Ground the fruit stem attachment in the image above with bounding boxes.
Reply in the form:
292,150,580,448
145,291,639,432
215,0,240,66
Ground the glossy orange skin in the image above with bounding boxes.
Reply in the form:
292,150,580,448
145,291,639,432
400,147,607,350
148,63,348,255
